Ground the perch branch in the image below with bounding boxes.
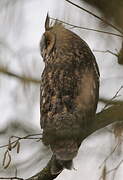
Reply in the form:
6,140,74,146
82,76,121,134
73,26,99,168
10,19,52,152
26,156,61,180
1,104,123,180
25,103,123,180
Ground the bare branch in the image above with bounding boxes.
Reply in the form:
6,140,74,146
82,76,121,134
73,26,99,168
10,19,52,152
1,133,42,170
0,66,40,84
26,156,61,180
100,86,123,112
0,102,122,180
3,150,11,169
100,165,107,180
50,17,123,38
93,50,119,57
0,133,42,149
0,177,23,180
106,160,123,176
65,0,123,34
99,98,123,106
0,103,122,179
94,42,123,65
25,104,123,180
99,142,121,169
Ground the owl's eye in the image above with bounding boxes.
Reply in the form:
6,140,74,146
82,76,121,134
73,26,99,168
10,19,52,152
46,39,50,47
40,34,46,54
40,31,55,58
40,34,51,53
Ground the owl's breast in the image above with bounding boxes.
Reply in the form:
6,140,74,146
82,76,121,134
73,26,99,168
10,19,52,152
40,57,99,139
40,63,79,115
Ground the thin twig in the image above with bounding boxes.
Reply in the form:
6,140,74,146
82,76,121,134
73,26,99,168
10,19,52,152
65,0,123,34
106,159,123,175
101,86,123,112
0,133,42,149
99,142,121,169
1,134,42,169
99,145,123,180
50,17,123,38
99,98,123,107
94,50,118,57
3,150,11,169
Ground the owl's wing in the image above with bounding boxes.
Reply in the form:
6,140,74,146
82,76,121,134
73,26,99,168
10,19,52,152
40,60,99,129
74,64,99,119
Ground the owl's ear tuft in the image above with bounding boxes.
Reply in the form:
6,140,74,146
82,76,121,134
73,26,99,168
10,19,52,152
45,13,50,31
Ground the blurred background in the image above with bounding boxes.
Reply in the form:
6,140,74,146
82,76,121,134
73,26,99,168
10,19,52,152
0,0,123,179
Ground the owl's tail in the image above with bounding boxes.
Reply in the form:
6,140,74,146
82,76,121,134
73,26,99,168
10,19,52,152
50,140,78,175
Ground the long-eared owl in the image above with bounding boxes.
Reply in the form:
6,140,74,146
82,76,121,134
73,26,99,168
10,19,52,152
40,14,100,175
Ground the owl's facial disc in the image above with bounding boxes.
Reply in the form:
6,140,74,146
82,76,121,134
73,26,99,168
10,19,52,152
40,31,55,59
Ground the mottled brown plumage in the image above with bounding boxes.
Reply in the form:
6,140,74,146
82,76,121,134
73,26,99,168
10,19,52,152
40,14,100,174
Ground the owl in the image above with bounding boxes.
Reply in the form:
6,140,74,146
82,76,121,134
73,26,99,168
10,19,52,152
40,14,100,175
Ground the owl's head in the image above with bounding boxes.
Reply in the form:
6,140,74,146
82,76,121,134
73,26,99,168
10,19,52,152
40,14,79,61
40,14,60,59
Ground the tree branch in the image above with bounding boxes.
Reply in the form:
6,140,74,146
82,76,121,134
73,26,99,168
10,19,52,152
0,177,23,180
92,105,123,133
65,0,123,34
50,17,123,38
0,67,40,84
25,104,123,180
1,104,123,180
26,156,61,180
